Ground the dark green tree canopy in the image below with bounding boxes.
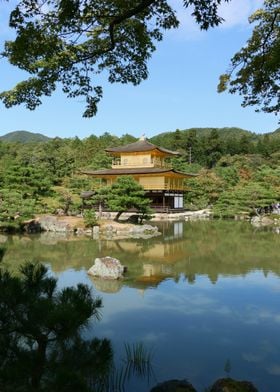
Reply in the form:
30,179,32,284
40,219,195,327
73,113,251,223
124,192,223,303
97,175,152,221
0,261,113,391
1,0,230,117
218,0,280,117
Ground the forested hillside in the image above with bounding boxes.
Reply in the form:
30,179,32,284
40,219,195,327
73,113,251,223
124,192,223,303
0,127,279,230
0,130,50,143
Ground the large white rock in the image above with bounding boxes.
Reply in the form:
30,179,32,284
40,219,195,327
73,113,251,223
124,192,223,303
88,256,125,280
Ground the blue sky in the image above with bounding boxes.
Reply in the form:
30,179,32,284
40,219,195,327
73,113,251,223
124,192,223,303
0,0,279,139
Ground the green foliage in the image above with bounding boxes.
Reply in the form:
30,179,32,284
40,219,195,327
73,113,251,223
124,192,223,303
66,175,93,193
102,176,152,221
1,1,231,117
213,182,278,218
215,164,240,187
185,170,225,210
252,165,280,188
88,151,112,170
83,210,98,227
0,261,155,391
58,190,73,215
0,262,113,391
0,247,6,262
219,0,280,116
0,189,36,231
3,163,52,198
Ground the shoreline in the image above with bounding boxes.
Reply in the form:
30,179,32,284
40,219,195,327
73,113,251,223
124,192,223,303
1,209,280,236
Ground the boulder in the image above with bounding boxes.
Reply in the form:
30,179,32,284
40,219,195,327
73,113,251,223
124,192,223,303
38,216,74,233
22,219,41,233
150,379,197,392
209,378,259,392
75,227,85,235
88,256,125,280
251,216,274,227
92,226,100,235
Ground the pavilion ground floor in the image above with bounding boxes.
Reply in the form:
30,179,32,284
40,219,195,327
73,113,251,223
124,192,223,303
81,190,186,213
144,190,185,212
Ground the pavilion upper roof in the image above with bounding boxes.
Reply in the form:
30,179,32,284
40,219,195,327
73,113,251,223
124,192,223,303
105,138,180,156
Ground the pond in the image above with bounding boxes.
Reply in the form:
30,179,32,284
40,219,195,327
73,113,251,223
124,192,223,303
1,220,280,391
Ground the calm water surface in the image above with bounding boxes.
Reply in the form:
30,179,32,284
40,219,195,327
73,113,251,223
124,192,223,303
2,221,280,391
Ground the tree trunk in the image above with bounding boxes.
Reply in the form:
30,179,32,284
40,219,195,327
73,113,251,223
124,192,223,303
114,211,123,221
31,337,47,390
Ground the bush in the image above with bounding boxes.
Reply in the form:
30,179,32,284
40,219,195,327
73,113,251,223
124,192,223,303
83,210,98,227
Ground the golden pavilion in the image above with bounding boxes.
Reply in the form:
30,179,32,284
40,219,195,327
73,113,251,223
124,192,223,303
82,137,195,212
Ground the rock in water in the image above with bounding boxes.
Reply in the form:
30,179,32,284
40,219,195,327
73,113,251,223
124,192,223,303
88,256,125,280
210,378,259,392
150,379,197,392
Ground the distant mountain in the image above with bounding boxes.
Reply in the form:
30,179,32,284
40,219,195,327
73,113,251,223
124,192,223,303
153,127,256,140
150,127,259,150
0,130,51,143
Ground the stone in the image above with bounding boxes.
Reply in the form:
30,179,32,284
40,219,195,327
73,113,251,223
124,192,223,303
251,216,274,227
99,222,161,239
150,379,197,392
261,216,274,226
92,226,99,235
38,216,74,233
88,256,125,280
209,378,259,392
75,227,85,235
184,209,212,222
22,219,41,233
56,208,65,216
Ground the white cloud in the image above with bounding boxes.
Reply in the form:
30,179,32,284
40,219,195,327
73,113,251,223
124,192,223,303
218,0,264,28
242,352,264,363
142,331,167,343
267,364,280,375
167,0,264,40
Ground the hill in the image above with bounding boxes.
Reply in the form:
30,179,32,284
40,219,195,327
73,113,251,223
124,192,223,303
149,127,258,151
0,131,51,143
265,128,280,139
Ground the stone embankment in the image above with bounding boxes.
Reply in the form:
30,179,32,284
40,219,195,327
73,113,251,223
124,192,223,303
150,209,212,221
23,215,161,239
95,222,161,239
22,209,213,236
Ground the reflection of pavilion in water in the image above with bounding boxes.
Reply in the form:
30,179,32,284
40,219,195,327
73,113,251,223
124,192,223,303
97,221,188,292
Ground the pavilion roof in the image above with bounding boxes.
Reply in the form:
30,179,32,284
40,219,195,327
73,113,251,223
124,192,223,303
105,138,180,156
81,167,196,177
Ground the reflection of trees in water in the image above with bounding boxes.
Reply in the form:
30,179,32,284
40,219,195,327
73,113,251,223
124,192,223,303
2,221,280,290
